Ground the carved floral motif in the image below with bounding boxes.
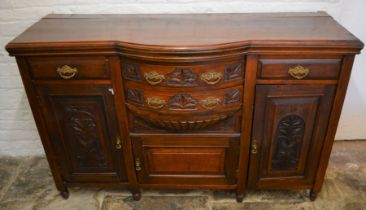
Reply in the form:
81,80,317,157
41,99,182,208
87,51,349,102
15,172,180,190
224,63,243,80
127,88,144,106
168,94,198,110
224,89,241,105
123,63,141,81
65,107,107,168
272,115,305,171
166,68,198,86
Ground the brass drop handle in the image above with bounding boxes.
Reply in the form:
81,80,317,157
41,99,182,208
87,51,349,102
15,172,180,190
288,65,310,80
115,136,122,149
200,71,222,85
144,71,165,85
146,97,166,109
251,139,257,154
56,65,78,79
135,158,142,171
199,97,221,110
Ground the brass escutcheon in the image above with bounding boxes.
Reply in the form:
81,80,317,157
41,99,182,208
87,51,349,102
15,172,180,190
115,136,122,149
251,139,257,154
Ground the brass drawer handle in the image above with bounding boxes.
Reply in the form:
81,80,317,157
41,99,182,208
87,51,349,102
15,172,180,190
288,65,310,80
56,65,78,79
144,71,165,85
146,97,166,109
199,97,221,109
115,136,122,149
135,158,142,171
200,71,222,85
251,139,257,154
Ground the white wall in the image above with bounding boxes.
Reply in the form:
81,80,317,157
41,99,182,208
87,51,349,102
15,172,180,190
332,0,366,140
0,0,365,156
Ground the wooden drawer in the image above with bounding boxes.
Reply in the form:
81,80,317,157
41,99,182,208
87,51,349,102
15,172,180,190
125,86,242,111
125,86,242,131
122,60,244,88
27,56,110,80
258,58,341,80
132,135,239,187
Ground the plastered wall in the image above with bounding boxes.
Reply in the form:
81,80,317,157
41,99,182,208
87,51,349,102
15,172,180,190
0,0,365,156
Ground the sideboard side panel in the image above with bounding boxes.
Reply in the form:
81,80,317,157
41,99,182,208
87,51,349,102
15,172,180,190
15,57,68,194
312,55,356,195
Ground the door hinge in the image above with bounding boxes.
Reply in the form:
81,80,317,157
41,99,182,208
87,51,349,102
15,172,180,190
135,158,142,171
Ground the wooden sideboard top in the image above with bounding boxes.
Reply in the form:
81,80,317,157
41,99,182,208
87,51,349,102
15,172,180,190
6,12,364,55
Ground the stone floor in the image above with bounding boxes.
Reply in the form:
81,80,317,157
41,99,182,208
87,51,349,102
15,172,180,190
0,141,365,210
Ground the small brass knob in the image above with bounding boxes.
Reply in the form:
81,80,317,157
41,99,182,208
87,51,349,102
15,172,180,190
288,65,310,80
56,65,78,79
199,97,221,110
200,71,222,85
144,71,165,85
146,97,166,109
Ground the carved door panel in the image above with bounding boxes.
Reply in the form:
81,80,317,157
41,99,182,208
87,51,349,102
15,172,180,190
248,85,335,189
36,84,127,183
132,136,239,187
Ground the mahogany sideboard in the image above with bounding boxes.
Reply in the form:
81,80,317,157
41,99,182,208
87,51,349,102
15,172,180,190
5,12,363,202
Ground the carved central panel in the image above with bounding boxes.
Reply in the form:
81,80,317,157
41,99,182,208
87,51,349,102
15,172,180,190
272,115,305,171
65,106,107,168
168,94,198,110
166,68,198,86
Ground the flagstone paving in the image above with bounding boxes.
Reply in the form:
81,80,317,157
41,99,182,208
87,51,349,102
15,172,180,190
0,141,365,210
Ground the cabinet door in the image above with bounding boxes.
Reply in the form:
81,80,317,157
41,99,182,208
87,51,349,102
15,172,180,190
36,84,127,183
248,85,335,189
132,136,239,188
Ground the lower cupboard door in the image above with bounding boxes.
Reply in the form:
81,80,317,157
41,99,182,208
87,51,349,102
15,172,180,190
132,136,239,187
248,85,335,189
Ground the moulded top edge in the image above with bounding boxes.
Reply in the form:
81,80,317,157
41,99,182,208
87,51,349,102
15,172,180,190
6,13,363,51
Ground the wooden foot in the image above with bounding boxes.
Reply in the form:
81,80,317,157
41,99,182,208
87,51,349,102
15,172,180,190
60,189,69,199
132,192,141,201
309,190,317,201
236,192,245,203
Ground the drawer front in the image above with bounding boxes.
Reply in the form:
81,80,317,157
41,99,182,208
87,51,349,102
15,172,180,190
27,56,110,80
132,135,239,186
122,61,244,88
258,58,341,80
125,87,242,131
126,86,242,111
